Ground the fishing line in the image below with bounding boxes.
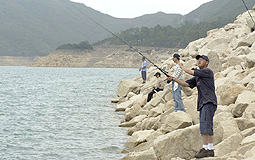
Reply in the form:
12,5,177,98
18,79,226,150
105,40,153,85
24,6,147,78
71,3,169,77
172,2,209,52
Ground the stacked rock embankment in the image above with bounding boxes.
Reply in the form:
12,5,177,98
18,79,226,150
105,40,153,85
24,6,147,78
113,7,255,160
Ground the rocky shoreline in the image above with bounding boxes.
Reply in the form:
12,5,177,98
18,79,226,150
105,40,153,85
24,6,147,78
113,7,255,160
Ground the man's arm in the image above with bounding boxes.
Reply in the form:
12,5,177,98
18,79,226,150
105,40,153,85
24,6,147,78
172,77,190,87
166,76,190,87
178,62,194,76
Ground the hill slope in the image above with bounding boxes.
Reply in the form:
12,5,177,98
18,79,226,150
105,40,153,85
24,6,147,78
0,0,254,56
184,0,255,23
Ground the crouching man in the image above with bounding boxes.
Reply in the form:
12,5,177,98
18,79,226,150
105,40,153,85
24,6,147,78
147,72,165,102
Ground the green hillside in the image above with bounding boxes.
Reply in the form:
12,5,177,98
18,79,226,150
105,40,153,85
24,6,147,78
0,0,254,56
0,0,112,56
185,0,254,23
0,0,183,56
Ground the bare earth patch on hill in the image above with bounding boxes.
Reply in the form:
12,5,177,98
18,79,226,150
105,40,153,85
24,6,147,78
30,45,173,68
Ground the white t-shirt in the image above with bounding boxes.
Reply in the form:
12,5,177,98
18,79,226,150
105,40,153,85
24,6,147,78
141,61,147,71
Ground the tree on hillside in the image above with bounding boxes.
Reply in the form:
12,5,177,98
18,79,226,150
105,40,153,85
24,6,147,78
94,19,232,49
56,41,93,50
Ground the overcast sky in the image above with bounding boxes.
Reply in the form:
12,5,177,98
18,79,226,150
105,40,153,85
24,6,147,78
71,0,213,18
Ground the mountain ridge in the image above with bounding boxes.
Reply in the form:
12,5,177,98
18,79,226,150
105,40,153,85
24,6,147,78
0,0,254,56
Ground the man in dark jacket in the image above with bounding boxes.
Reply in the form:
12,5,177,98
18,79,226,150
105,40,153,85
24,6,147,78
167,55,217,158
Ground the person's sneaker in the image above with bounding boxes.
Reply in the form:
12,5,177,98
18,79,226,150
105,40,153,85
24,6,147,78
194,148,210,159
208,149,215,157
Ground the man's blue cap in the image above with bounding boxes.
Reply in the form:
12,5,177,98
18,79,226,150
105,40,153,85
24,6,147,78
196,55,209,63
142,56,146,60
173,53,180,58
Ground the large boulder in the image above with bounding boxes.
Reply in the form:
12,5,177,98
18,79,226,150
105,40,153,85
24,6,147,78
224,23,242,31
183,97,199,124
186,38,203,53
148,103,164,117
133,131,164,152
133,95,147,107
160,101,174,113
213,122,225,145
247,16,255,29
141,117,160,130
125,104,142,121
117,79,142,97
227,56,244,67
148,90,167,107
159,111,193,134
214,72,225,80
125,130,154,149
244,146,255,159
214,133,243,157
207,51,222,73
220,118,240,139
153,125,202,160
215,78,229,90
238,133,255,155
235,118,255,131
226,69,243,78
233,32,255,49
251,43,255,52
235,91,255,104
216,78,241,95
214,111,233,124
245,53,255,68
242,103,255,119
241,127,255,137
232,46,251,56
241,69,255,85
221,66,235,77
219,84,246,105
119,115,147,127
126,122,142,136
231,103,249,118
116,100,135,112
122,147,157,160
115,94,143,112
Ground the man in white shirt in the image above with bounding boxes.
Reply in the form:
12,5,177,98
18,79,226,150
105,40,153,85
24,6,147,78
139,56,147,83
171,53,185,112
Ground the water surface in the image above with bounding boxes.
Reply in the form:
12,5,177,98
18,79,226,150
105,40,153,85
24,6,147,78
0,67,138,160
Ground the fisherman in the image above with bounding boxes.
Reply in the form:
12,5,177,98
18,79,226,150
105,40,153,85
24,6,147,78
139,56,147,83
170,53,185,112
167,55,217,158
147,72,164,102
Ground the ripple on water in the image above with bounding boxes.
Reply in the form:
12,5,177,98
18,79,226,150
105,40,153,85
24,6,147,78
0,67,137,160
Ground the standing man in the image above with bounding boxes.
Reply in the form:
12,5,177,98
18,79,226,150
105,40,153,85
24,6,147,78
167,55,217,158
139,56,147,83
171,53,185,112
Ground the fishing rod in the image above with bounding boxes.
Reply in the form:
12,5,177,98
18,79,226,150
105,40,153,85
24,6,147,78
241,0,255,25
71,3,169,77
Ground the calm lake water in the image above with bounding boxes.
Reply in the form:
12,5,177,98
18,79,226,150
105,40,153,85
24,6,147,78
0,66,138,160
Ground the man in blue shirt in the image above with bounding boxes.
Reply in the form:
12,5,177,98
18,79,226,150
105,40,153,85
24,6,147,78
167,55,217,158
139,56,147,83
